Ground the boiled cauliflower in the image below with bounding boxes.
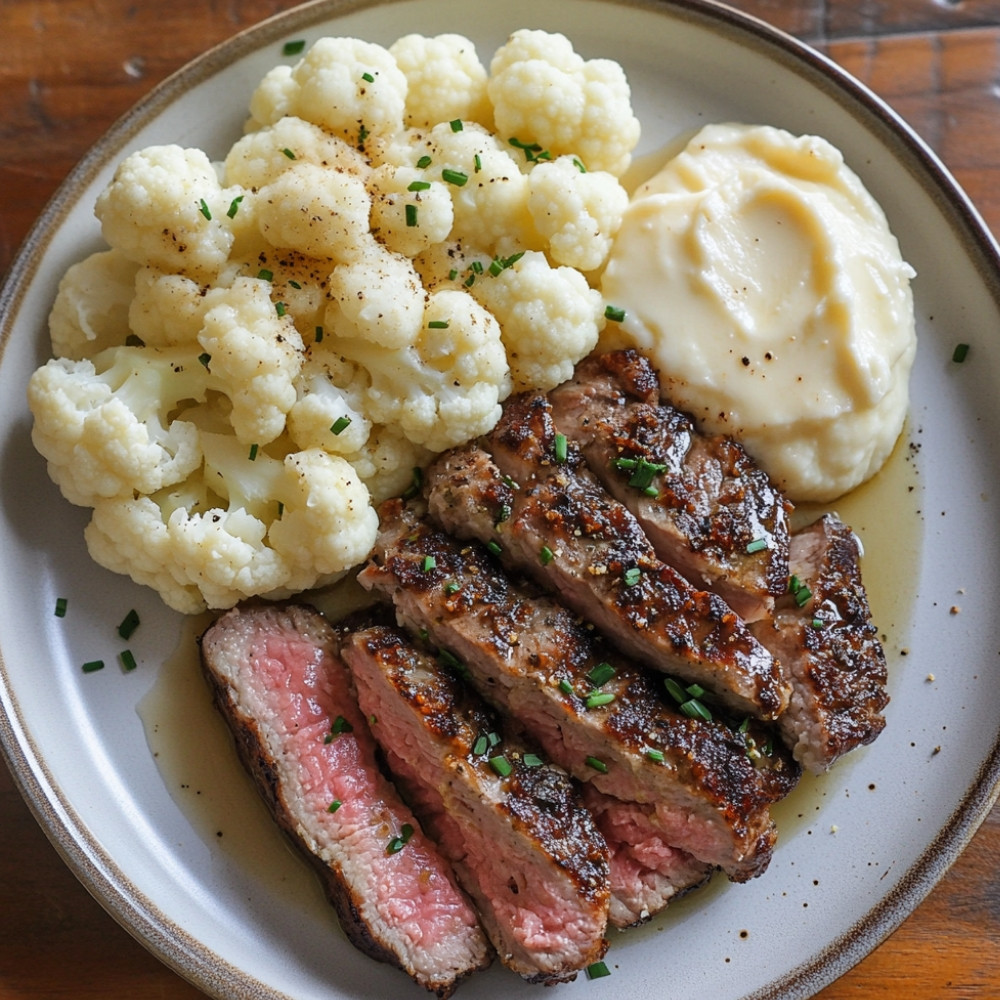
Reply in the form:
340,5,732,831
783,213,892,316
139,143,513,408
95,145,247,278
389,33,492,129
368,163,455,257
527,156,629,271
249,37,407,147
332,287,511,452
469,250,604,391
48,249,139,360
488,29,641,177
84,433,377,614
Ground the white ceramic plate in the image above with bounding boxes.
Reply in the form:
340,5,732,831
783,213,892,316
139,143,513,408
3,1,1000,997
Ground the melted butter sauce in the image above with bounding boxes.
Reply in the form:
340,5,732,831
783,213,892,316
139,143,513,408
137,426,921,930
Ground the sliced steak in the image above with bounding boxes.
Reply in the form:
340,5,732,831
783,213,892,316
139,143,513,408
359,499,798,901
341,623,610,983
200,604,491,997
547,349,792,622
425,398,790,722
750,514,889,772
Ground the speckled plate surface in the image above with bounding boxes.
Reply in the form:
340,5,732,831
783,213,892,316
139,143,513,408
2,1,1000,997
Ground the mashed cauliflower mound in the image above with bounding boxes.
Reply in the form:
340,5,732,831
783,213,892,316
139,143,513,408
27,30,640,614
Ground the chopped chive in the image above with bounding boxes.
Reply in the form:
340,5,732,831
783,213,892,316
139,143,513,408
746,537,769,554
282,147,296,159
489,755,512,777
463,273,476,288
553,432,568,463
248,443,259,461
275,301,287,317
226,195,244,218
277,501,284,517
314,325,324,342
407,180,431,191
539,545,555,565
487,731,501,747
473,153,482,172
422,555,437,572
119,649,137,672
449,118,463,132
522,753,544,767
573,157,588,173
679,698,713,722
282,39,306,56
623,567,642,586
331,415,352,435
54,597,68,618
289,280,302,289
645,748,665,763
198,198,212,220
441,168,468,187
811,618,825,629
664,677,687,703
473,735,489,756
258,268,274,281
618,456,666,490
470,260,484,274
686,683,706,699
586,662,616,687
444,581,461,595
416,154,432,168
118,609,140,639
604,304,626,323
327,799,341,813
361,71,375,83
953,342,970,363
644,485,659,497
358,125,369,144
198,352,211,368
332,715,354,735
486,539,502,557
585,691,616,709
586,960,611,980
448,268,459,281
558,678,575,696
794,585,812,607
82,660,105,674
386,823,414,854
438,648,465,673
585,756,608,773
405,203,419,227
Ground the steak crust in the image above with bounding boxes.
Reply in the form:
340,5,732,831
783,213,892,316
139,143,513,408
751,514,889,772
547,349,792,622
425,397,790,722
200,603,491,997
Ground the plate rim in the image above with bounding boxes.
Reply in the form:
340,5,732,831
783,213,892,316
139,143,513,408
2,1,1000,997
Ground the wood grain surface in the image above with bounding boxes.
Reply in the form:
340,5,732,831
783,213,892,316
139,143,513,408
2,1,1000,997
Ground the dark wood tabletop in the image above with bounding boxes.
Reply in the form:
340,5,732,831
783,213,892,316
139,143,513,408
2,1,1000,997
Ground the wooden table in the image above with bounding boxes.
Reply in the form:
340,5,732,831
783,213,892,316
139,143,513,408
2,1,999,997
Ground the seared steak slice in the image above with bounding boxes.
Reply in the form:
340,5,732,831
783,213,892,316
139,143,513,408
341,624,610,983
359,499,798,897
200,604,490,997
425,398,790,721
751,515,889,772
547,349,792,622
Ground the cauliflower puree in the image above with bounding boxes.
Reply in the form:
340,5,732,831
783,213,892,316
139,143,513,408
601,123,917,502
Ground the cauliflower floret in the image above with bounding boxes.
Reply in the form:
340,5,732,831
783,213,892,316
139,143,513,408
48,249,140,360
95,145,246,278
224,116,370,191
488,29,640,177
27,347,207,505
389,33,492,129
469,250,604,391
84,434,377,613
325,243,426,349
129,267,213,348
348,423,433,505
527,156,628,271
413,121,541,255
286,353,372,455
197,276,304,445
334,287,511,452
368,163,454,257
256,161,375,262
252,37,407,147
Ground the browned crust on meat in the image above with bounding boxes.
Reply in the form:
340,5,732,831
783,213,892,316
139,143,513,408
548,350,792,622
